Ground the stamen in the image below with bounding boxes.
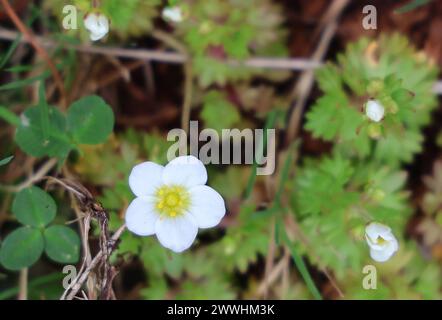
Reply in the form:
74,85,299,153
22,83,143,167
155,185,190,218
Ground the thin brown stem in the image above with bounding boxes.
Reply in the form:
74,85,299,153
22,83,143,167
181,61,193,134
0,158,58,193
18,268,28,300
0,27,321,71
0,0,67,108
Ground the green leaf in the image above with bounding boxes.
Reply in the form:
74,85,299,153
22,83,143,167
0,227,44,271
15,105,72,158
0,155,14,167
0,33,22,69
38,82,51,141
44,225,80,264
392,88,414,104
5,64,38,73
67,95,115,145
0,71,50,91
12,186,57,228
0,106,20,126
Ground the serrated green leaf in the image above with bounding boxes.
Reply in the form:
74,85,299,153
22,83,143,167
67,95,114,145
0,227,44,270
306,34,437,165
44,225,80,263
12,186,57,228
201,91,240,132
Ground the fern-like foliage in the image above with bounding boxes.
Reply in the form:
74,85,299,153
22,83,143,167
171,0,287,87
305,34,438,166
291,153,410,278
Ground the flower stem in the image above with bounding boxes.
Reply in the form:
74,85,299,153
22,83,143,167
18,268,28,300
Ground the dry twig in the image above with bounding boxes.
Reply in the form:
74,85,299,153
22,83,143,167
45,177,126,300
0,158,58,193
0,27,320,71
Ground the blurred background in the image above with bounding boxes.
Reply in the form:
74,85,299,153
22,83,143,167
0,0,441,300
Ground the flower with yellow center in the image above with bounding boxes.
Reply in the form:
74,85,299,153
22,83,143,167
365,222,399,262
125,155,226,252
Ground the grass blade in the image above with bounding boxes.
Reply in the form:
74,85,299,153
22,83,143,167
0,106,20,126
0,155,14,166
281,225,322,300
395,0,432,14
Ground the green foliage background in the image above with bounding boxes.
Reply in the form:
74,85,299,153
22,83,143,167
0,0,440,300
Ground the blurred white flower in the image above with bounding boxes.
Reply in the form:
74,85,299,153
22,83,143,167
365,222,399,262
365,99,385,122
162,6,183,23
83,12,109,41
125,155,226,253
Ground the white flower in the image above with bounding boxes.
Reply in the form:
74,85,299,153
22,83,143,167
365,222,399,262
125,155,226,253
162,6,183,23
365,99,385,122
83,12,109,41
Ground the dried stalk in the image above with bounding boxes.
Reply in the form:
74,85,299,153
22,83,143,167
45,177,126,300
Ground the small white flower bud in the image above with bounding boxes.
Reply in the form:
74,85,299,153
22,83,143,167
83,12,109,41
162,7,183,23
365,222,399,262
365,99,385,122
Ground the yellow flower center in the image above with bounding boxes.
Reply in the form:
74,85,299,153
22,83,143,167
155,185,190,218
376,236,387,245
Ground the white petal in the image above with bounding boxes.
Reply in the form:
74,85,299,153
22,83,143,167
125,197,158,236
365,100,385,122
162,7,183,22
129,162,164,197
388,237,399,252
369,248,390,262
365,222,396,248
163,155,207,187
188,185,225,228
370,246,395,262
366,222,390,238
154,214,198,253
369,238,398,262
90,32,106,41
97,14,109,30
83,13,99,30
